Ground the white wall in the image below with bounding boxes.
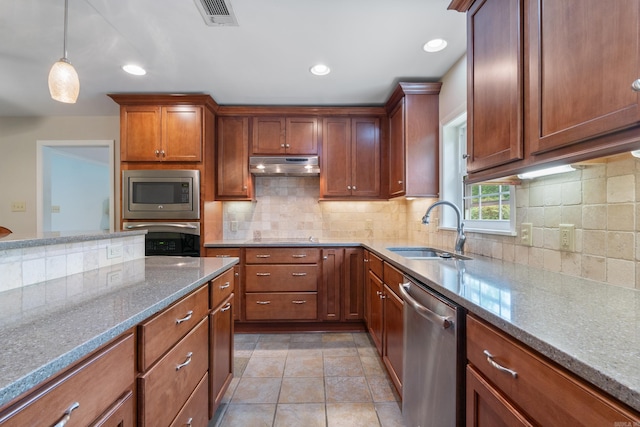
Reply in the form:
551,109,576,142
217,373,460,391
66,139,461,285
0,116,119,234
438,53,467,123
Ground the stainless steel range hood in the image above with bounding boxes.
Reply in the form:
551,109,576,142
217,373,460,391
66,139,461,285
249,156,320,176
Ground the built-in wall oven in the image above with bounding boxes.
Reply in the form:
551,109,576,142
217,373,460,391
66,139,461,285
123,222,201,257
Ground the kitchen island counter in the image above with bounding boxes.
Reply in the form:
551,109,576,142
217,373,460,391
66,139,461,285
205,238,640,413
0,255,238,408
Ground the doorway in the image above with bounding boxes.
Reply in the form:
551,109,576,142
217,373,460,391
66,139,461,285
36,140,115,234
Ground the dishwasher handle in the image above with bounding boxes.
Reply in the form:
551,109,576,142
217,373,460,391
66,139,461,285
399,282,454,329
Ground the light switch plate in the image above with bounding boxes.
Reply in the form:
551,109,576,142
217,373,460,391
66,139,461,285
11,201,26,212
521,223,533,246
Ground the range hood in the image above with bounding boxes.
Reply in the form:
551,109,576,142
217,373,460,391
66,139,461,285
249,156,320,176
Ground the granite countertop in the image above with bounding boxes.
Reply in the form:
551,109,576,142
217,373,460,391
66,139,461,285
0,229,147,250
0,255,238,408
205,238,640,412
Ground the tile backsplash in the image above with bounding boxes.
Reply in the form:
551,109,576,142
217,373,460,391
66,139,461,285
223,155,639,290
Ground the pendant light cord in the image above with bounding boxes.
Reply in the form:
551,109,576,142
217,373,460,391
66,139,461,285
62,0,69,60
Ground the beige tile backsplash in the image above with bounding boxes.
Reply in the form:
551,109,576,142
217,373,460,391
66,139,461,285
223,155,639,289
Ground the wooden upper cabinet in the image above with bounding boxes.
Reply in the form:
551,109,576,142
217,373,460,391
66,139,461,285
251,116,318,155
216,116,252,200
321,117,380,199
388,99,406,197
386,82,441,197
466,0,523,173
527,0,640,155
120,105,203,162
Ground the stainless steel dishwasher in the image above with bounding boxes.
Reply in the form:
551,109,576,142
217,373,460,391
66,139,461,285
399,275,464,427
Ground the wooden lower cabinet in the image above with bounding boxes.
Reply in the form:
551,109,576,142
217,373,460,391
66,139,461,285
466,314,640,426
210,294,234,418
138,318,209,425
171,373,210,427
466,365,533,427
321,247,364,321
366,269,384,356
382,283,403,394
0,333,135,426
90,391,135,427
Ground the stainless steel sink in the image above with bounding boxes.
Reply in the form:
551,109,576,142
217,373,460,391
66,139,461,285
386,247,472,260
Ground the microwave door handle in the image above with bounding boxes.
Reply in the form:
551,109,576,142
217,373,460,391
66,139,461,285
124,223,198,230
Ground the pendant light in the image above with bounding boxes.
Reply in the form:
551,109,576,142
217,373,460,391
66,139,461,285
48,0,79,103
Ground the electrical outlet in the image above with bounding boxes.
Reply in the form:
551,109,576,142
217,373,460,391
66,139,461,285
230,221,238,232
365,219,373,231
559,224,575,252
107,245,123,259
11,201,26,212
521,223,533,246
51,205,60,213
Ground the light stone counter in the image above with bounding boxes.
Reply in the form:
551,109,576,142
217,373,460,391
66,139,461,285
205,238,640,412
0,255,238,408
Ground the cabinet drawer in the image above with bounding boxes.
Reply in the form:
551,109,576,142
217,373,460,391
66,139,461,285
368,252,383,278
205,248,241,258
245,264,318,292
246,248,320,264
169,373,209,427
139,318,209,426
211,268,235,309
245,292,318,320
0,333,135,426
383,263,404,297
467,315,639,425
89,390,134,427
138,284,209,371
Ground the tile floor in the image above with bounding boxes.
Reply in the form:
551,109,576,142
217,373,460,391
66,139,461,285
209,332,406,427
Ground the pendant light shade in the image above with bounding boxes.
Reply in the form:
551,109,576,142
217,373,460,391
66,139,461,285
49,0,79,103
48,58,79,103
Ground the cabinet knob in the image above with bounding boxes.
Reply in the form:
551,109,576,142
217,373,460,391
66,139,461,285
154,150,160,156
286,144,290,148
632,79,640,92
281,143,285,147
160,150,166,157
347,185,352,190
398,180,403,185
353,186,357,190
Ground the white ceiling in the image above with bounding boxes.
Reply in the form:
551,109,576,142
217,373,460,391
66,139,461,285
0,0,466,117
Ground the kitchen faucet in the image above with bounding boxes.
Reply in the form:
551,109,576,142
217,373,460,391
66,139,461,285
422,200,466,254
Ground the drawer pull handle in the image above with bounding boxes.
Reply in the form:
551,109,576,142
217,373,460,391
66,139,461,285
292,272,307,276
484,350,518,378
186,417,193,427
221,302,231,312
220,282,231,289
176,310,193,325
292,254,307,258
53,402,80,427
291,300,307,304
256,254,271,258
256,300,271,305
256,272,271,276
215,254,230,258
176,352,193,371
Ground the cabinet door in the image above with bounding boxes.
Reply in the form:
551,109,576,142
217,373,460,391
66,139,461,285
210,294,234,418
366,270,383,356
527,0,640,155
89,391,135,427
382,283,403,394
121,105,161,161
286,117,318,154
217,116,252,200
467,0,523,172
162,106,203,161
351,117,380,198
321,117,352,197
466,365,534,427
252,117,286,154
388,99,406,197
321,248,343,321
343,247,364,321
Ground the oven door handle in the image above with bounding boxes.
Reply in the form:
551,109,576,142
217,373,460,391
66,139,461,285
399,283,454,329
125,223,198,230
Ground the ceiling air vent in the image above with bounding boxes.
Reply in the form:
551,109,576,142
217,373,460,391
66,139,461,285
194,0,239,26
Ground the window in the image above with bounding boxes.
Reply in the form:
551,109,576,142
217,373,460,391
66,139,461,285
441,113,516,235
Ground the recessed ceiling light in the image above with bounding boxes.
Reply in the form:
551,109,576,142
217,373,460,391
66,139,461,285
122,64,147,76
423,38,448,53
310,64,330,76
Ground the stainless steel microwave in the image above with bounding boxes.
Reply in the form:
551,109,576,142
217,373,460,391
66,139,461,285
122,170,200,220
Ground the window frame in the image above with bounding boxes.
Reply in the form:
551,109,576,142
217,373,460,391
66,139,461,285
440,112,517,236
